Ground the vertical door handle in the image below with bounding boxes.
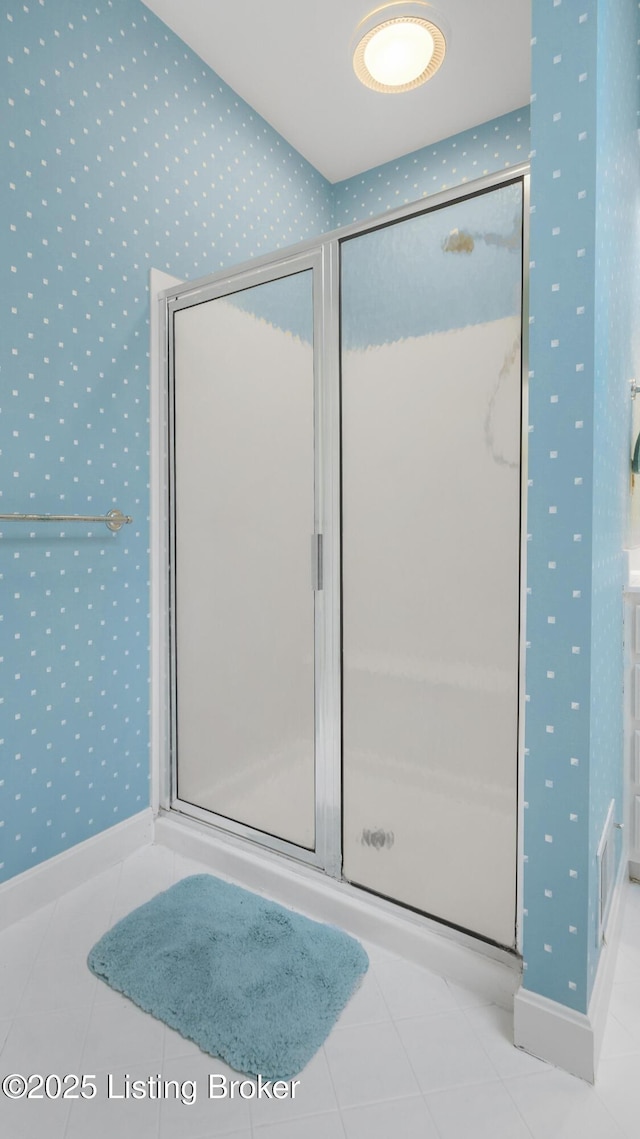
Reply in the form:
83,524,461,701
311,533,323,591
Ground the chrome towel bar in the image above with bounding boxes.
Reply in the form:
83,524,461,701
0,508,132,532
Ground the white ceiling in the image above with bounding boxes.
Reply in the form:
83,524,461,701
140,0,531,184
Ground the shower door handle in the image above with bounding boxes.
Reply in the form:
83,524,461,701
311,533,323,591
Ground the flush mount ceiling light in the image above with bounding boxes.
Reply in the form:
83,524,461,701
353,3,447,93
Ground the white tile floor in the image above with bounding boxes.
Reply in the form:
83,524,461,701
1,843,640,1139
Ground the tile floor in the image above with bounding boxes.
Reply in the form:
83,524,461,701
1,843,640,1138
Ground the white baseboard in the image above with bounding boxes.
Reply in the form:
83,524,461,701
514,857,629,1082
156,810,521,1010
514,987,597,1083
0,809,153,932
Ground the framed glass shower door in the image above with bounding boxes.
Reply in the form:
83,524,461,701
340,179,524,948
168,255,331,859
163,168,526,950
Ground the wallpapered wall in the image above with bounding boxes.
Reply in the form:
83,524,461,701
525,0,639,1012
0,0,529,888
2,0,634,1018
525,0,599,1014
0,0,332,881
329,0,636,1013
588,0,640,995
332,109,528,223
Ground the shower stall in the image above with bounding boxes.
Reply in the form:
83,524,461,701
160,166,528,952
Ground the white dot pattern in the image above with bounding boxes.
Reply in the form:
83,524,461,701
524,0,638,1014
5,0,630,1024
332,110,528,223
0,2,530,886
586,0,638,998
0,0,331,882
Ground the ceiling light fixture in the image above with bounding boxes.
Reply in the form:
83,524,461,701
352,3,446,94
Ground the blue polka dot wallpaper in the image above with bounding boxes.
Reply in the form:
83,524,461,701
0,0,332,882
524,0,640,1012
2,0,638,1024
0,0,529,887
588,0,640,998
332,109,529,223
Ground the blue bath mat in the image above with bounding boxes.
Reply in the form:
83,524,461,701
87,873,368,1080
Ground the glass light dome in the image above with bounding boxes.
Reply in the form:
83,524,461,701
353,15,446,93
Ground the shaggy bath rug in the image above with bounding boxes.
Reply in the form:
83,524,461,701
87,873,368,1080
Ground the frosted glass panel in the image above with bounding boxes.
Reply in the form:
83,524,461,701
341,184,522,946
173,271,315,849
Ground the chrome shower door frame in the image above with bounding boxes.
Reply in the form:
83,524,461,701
165,245,342,874
158,163,529,952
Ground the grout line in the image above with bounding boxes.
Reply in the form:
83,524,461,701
6,844,640,1138
252,1119,343,1137
499,1068,562,1139
1,899,58,1020
319,1040,345,1132
62,857,128,1139
330,957,451,1126
252,1107,346,1138
384,993,511,1109
455,997,548,1088
442,973,495,1014
157,998,171,1139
